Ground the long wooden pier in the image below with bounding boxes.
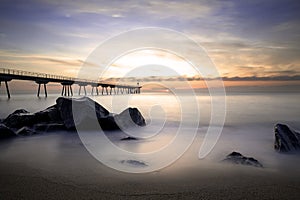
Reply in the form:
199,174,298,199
0,68,141,98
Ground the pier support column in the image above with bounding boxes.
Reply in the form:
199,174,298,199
37,83,41,97
70,85,73,96
36,81,48,97
44,83,47,97
78,84,87,96
61,82,74,96
61,85,64,96
105,87,108,95
5,81,11,98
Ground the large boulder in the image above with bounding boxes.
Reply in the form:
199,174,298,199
274,123,300,153
55,97,145,131
222,152,263,168
114,107,146,130
34,105,62,123
56,97,110,129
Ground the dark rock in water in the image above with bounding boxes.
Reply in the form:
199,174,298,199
16,127,37,136
222,151,263,168
3,109,35,128
1,97,146,139
3,106,62,129
114,107,146,130
121,136,138,141
120,159,147,167
0,124,16,138
34,105,62,123
274,123,300,153
56,97,145,131
56,97,110,129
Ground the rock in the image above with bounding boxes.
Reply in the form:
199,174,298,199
56,97,145,131
16,127,37,136
274,123,300,152
222,151,263,168
120,159,148,167
121,136,138,141
1,97,146,135
3,106,62,129
0,124,16,138
3,109,36,128
114,107,146,130
34,105,62,123
56,97,110,129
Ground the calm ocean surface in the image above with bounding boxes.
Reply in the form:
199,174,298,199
0,92,299,173
1,92,299,127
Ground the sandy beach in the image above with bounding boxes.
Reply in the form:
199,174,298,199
1,131,299,200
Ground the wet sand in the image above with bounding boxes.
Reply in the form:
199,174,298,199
0,132,300,200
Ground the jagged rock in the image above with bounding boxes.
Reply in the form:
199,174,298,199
34,105,62,123
0,124,16,138
3,106,62,129
56,97,145,131
114,107,146,130
274,123,300,152
3,109,36,128
121,136,138,141
1,97,146,137
222,152,263,168
56,97,110,129
16,127,37,136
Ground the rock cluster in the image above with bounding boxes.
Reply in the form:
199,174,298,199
0,97,146,138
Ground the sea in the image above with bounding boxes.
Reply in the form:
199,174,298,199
0,91,300,174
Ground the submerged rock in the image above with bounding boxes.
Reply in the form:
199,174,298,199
222,152,263,168
274,123,300,153
121,136,138,141
120,159,148,167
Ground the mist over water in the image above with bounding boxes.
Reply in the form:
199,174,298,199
0,92,300,175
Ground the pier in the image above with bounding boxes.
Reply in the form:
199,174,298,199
0,68,141,98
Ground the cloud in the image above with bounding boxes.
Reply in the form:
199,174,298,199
1,0,300,80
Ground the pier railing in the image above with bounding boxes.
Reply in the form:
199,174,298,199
0,68,141,98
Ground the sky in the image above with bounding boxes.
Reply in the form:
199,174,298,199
0,0,300,87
